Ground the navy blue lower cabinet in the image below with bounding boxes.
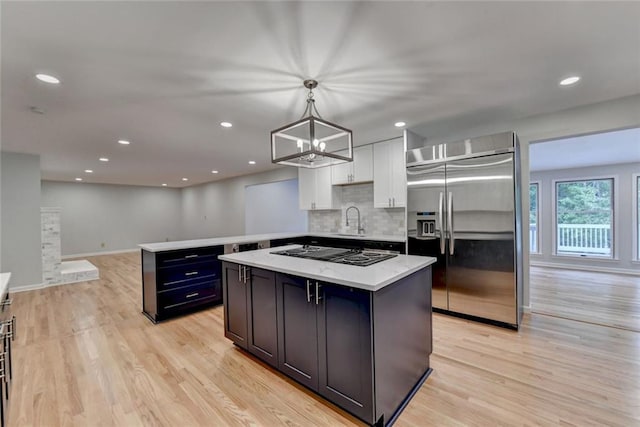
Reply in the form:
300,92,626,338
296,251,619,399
276,274,319,391
246,268,278,367
225,267,433,427
223,263,248,349
317,283,374,423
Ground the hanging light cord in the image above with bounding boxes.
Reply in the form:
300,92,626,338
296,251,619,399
299,86,323,120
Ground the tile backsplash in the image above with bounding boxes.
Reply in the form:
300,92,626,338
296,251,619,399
308,183,405,237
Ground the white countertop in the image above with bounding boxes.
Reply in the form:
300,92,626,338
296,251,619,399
0,273,11,299
219,245,435,292
139,232,406,252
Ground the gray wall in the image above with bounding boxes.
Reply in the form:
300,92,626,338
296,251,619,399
410,94,640,307
181,167,298,239
1,152,42,287
530,162,639,272
245,179,308,234
41,181,183,256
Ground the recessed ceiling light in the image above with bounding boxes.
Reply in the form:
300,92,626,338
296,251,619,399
182,178,188,181
99,157,109,162
118,139,130,145
35,73,60,84
248,160,256,165
161,183,167,187
559,76,580,86
84,169,93,173
75,177,83,182
394,121,406,128
220,122,233,128
211,170,219,174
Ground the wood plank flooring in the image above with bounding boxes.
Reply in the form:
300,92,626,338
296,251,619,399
8,252,640,426
530,266,640,332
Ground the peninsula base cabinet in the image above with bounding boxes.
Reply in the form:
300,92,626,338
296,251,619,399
223,262,433,426
223,263,278,368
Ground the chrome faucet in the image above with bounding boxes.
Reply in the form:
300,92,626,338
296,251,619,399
345,206,365,235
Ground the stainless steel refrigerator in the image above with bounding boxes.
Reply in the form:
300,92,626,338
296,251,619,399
405,131,523,328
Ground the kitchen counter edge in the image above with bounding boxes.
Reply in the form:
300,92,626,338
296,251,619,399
139,232,406,253
219,245,435,292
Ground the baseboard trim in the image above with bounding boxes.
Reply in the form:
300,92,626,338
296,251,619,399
62,248,138,259
522,305,532,313
530,260,640,276
10,282,45,293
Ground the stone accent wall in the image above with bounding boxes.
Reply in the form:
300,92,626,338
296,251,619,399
308,183,405,237
41,207,62,285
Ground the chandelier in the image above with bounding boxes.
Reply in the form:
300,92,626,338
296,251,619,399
271,79,353,168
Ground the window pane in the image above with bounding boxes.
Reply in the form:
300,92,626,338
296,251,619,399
556,179,613,257
637,176,640,259
529,183,538,253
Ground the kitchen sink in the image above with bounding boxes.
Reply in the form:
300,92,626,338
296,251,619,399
334,233,368,238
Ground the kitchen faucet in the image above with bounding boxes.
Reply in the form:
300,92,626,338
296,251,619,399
345,206,365,235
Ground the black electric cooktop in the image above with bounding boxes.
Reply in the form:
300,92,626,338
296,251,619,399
271,245,397,267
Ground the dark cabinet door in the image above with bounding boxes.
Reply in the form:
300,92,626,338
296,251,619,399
276,274,319,391
247,268,278,367
223,263,248,349
317,284,374,423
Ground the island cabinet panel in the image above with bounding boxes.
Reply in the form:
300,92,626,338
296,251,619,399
276,274,319,390
223,263,248,349
142,245,223,323
317,284,374,423
246,268,278,367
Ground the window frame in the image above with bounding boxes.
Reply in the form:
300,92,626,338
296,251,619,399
551,175,618,260
529,181,541,255
634,173,639,262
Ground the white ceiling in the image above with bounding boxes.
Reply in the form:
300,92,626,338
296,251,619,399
2,2,640,187
530,127,640,172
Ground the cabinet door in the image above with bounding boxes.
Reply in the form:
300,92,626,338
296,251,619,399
298,167,315,210
247,268,278,367
317,283,374,423
331,150,352,185
373,141,392,208
353,145,373,183
389,139,406,207
223,263,248,349
276,274,319,391
315,166,339,210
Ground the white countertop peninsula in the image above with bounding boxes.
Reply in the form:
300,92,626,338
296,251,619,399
139,232,406,253
0,273,11,299
219,245,435,292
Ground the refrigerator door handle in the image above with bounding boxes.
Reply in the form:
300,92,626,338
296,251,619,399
439,192,445,254
448,191,454,255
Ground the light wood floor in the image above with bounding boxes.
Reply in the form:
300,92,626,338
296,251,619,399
530,266,640,332
8,252,640,426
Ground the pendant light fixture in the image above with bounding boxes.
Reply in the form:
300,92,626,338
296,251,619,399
271,79,353,168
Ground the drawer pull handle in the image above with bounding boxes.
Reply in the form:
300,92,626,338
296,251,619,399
186,292,199,298
185,254,198,259
185,271,198,276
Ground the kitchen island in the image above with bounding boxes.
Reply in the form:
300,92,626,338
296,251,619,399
219,245,436,427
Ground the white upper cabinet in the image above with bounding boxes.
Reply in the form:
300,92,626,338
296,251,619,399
373,139,406,208
299,166,341,211
331,145,373,185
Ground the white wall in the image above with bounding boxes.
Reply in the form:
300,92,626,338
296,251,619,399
530,162,639,273
41,181,183,256
245,179,307,234
410,94,640,307
1,152,43,287
181,167,298,239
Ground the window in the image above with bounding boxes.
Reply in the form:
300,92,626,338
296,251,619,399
529,183,539,253
555,178,613,257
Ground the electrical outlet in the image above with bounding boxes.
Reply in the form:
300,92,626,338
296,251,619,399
101,242,105,248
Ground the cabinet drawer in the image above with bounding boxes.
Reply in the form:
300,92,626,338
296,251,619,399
158,260,220,288
159,280,220,312
156,246,223,267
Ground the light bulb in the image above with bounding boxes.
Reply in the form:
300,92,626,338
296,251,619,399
313,139,319,147
319,142,326,152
